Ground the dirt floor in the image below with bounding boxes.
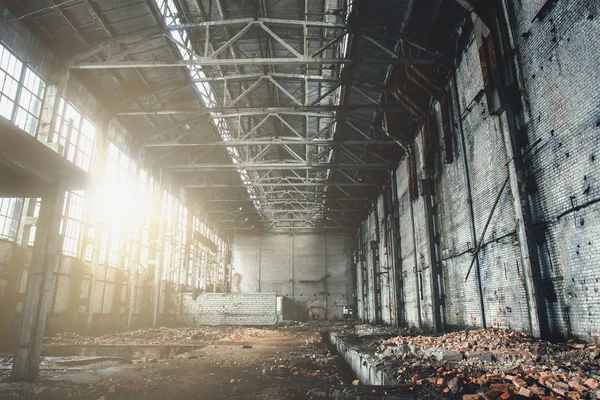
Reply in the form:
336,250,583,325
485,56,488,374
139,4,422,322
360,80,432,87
0,322,414,400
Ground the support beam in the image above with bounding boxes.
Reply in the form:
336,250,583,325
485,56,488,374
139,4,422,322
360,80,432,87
116,104,404,115
168,163,391,171
193,72,340,83
11,180,65,381
68,56,436,69
186,182,377,188
211,209,365,214
200,197,372,203
145,140,395,147
219,218,360,223
167,18,346,30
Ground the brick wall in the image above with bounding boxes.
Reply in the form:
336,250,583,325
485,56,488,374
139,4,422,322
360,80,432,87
356,1,600,340
510,0,600,341
361,32,532,332
177,293,278,326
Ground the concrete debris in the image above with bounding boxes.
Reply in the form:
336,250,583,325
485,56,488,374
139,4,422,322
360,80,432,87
45,326,275,346
363,327,600,399
5,322,599,399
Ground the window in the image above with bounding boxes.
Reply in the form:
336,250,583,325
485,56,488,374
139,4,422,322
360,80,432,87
0,43,46,135
15,69,45,134
100,232,121,267
84,224,94,262
54,100,96,171
0,198,23,241
99,142,131,268
28,198,41,246
61,191,85,256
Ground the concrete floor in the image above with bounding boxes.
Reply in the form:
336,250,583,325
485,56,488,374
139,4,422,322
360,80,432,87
4,322,597,399
0,323,413,400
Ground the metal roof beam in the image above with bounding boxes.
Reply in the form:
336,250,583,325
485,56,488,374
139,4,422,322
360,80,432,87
210,209,364,214
193,72,340,83
186,182,376,188
167,17,347,30
218,218,359,222
168,163,391,171
68,56,435,69
200,198,372,203
144,139,395,147
116,104,404,115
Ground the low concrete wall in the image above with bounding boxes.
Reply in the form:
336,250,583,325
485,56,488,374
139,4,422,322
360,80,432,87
329,332,395,386
177,292,278,326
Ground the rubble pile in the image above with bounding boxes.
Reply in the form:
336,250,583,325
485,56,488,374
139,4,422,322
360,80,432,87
373,328,600,399
44,326,272,346
352,324,405,337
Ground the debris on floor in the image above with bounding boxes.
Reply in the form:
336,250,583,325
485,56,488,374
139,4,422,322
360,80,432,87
366,328,600,399
44,325,277,346
2,323,600,399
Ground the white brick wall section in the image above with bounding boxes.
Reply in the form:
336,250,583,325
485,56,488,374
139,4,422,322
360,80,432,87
177,293,278,326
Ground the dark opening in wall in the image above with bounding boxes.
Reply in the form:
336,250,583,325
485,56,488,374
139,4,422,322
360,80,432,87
533,0,560,22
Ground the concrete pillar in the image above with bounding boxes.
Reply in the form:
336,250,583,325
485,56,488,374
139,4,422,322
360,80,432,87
11,180,66,381
151,171,166,327
489,5,550,339
389,169,405,327
85,113,110,331
37,67,68,146
408,153,423,329
124,160,140,328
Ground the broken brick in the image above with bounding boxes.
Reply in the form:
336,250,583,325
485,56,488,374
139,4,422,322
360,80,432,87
518,387,532,398
585,378,599,389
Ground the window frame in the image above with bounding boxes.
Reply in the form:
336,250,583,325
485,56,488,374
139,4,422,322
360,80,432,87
0,41,46,137
0,197,24,242
54,99,96,171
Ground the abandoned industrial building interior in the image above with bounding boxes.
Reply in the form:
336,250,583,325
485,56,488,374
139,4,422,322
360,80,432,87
0,0,599,398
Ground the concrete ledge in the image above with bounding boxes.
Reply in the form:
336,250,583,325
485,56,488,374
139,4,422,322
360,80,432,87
42,344,200,359
329,332,396,386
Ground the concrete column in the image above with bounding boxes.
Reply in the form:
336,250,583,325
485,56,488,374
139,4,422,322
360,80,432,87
11,180,66,381
125,160,141,328
183,199,194,289
422,182,443,332
37,67,68,146
289,235,293,300
323,235,328,320
491,5,550,339
257,235,261,292
85,112,110,331
499,113,549,338
389,169,405,327
408,153,423,329
152,171,166,327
